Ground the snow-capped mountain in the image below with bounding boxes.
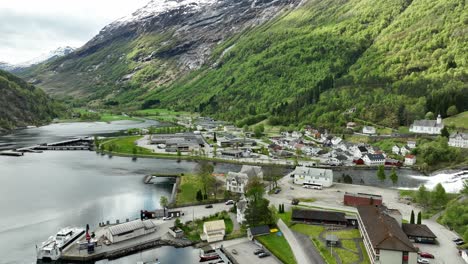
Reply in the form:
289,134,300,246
0,46,75,72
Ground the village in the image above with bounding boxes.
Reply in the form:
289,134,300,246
48,112,468,264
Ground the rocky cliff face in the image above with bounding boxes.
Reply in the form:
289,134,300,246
24,0,299,97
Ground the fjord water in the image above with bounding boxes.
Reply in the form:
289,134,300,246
0,121,239,263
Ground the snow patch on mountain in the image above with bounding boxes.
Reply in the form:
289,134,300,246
18,46,75,67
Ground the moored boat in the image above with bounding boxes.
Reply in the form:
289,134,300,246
36,227,85,261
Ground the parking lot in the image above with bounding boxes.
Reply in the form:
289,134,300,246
212,238,282,264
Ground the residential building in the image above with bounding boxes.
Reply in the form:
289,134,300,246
292,209,348,226
292,167,333,188
226,165,263,193
168,226,184,238
449,132,468,148
357,205,418,264
404,155,416,166
201,220,225,243
402,223,437,244
221,149,245,158
344,192,383,207
409,114,444,134
347,122,357,129
407,141,416,149
106,220,156,244
392,145,400,155
363,126,376,135
400,145,411,156
363,153,386,166
331,137,342,145
354,146,368,158
247,225,270,240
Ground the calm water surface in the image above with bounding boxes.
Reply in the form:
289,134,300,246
0,121,238,264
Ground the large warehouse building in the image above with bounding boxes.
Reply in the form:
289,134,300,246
107,219,156,244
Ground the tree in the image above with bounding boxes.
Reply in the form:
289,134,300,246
417,211,422,224
446,105,458,116
94,136,100,149
416,184,429,207
196,161,215,198
425,111,435,120
432,183,447,207
213,132,217,143
254,124,265,138
245,176,265,203
244,198,273,226
263,166,282,189
278,204,282,213
177,149,181,157
389,168,398,185
461,179,468,195
196,189,203,201
440,127,450,138
132,146,138,155
377,165,386,182
160,196,169,216
410,210,415,224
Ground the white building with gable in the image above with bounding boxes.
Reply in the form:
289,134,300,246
409,114,444,134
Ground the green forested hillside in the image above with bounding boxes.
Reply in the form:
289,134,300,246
0,70,60,130
24,0,468,130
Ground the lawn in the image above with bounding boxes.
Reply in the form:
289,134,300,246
291,224,366,264
276,210,292,226
101,136,153,154
346,135,369,144
176,174,225,206
132,108,194,123
298,197,317,203
257,233,297,264
444,111,468,130
359,242,371,264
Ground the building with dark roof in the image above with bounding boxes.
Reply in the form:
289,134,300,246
363,153,386,166
292,209,348,226
357,205,418,264
402,223,437,244
344,192,383,207
247,225,270,240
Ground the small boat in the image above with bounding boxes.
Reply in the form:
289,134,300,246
36,227,85,261
200,248,219,262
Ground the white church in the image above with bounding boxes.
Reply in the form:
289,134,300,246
409,114,444,135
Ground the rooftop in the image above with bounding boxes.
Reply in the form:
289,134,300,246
249,225,270,236
292,209,347,223
357,205,417,252
402,224,437,238
365,153,385,161
204,220,225,232
108,220,155,236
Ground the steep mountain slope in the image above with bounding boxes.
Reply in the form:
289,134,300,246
0,47,75,74
0,70,60,131
24,0,467,129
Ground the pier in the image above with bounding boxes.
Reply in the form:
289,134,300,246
0,151,24,156
61,220,192,262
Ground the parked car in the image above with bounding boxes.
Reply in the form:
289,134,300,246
253,249,264,255
417,258,430,264
418,252,434,259
231,249,238,255
205,204,213,208
291,198,300,205
258,252,271,258
274,188,281,194
225,200,234,205
455,240,465,246
162,216,172,221
453,238,463,242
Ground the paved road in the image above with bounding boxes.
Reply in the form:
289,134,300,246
277,219,311,264
292,231,326,264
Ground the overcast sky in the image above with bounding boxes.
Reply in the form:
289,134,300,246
0,0,149,64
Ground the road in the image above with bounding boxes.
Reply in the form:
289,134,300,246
268,175,466,264
277,219,312,264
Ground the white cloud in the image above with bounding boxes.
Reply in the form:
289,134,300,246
0,0,149,64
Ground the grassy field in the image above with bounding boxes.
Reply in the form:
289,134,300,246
346,134,370,144
132,108,195,123
444,111,468,130
176,174,225,206
101,136,153,154
359,242,371,264
257,233,297,264
291,224,366,264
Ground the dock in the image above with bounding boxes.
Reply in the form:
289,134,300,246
61,220,192,261
0,151,24,157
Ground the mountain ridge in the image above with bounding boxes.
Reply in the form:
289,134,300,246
22,0,467,130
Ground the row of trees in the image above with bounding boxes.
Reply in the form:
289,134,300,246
376,166,398,184
414,183,448,209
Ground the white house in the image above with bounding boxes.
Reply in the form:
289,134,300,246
226,165,263,193
363,153,386,166
409,114,444,134
292,167,333,187
400,145,411,156
291,131,303,138
107,220,156,244
392,145,400,155
404,155,416,166
362,126,376,135
331,137,342,145
448,132,468,148
201,220,226,243
407,141,416,149
354,146,368,158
